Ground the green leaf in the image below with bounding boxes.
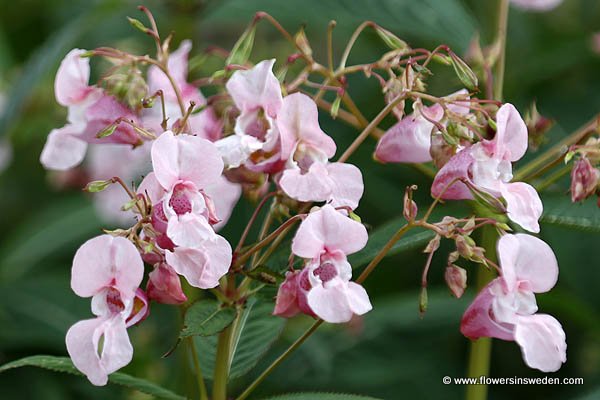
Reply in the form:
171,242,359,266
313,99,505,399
0,355,186,400
195,299,285,380
261,393,382,400
0,197,101,281
540,193,600,233
180,299,237,338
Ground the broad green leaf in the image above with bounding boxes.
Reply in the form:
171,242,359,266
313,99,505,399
195,299,285,380
0,355,186,400
0,197,101,281
261,393,382,400
180,299,237,338
540,194,600,233
205,0,477,51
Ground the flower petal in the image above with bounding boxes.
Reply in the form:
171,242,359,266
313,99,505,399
203,175,242,231
167,214,213,248
498,233,558,293
514,314,567,372
291,204,368,258
151,131,224,189
345,282,373,316
71,235,144,300
55,49,92,106
494,104,528,161
273,270,302,318
307,281,354,323
431,147,475,200
278,93,336,159
326,162,364,210
500,182,543,233
279,162,332,203
460,280,515,341
40,125,88,171
374,114,434,163
165,234,232,289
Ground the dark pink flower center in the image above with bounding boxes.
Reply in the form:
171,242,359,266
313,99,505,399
106,287,125,314
169,191,192,215
313,262,337,283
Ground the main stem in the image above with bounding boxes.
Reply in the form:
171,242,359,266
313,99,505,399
213,325,234,400
466,226,498,400
466,2,509,399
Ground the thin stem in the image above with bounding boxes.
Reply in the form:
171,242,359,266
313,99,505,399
493,0,509,101
338,94,406,163
187,338,208,400
356,223,413,284
534,164,571,192
235,320,324,400
138,5,162,58
234,215,305,269
327,20,336,73
250,199,276,267
514,114,599,181
235,192,278,254
338,21,372,70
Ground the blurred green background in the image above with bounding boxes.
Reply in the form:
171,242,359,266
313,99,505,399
0,0,599,399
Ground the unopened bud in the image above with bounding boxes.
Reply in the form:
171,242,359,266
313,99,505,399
424,235,441,254
294,27,312,57
374,25,408,52
448,50,478,91
445,264,467,298
84,179,113,193
419,286,428,317
570,157,600,203
403,185,418,221
96,123,118,139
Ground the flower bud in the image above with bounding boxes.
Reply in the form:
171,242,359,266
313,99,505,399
570,157,599,202
403,185,418,221
448,50,478,91
444,264,467,298
84,179,113,193
147,263,187,305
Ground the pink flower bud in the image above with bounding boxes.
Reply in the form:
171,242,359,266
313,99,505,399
147,263,187,305
570,157,599,203
273,270,303,318
403,185,418,221
444,264,467,298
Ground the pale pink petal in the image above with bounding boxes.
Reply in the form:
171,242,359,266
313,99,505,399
273,270,302,318
514,314,567,372
189,107,223,142
40,125,88,170
167,214,213,248
203,175,242,231
278,93,336,159
326,162,364,210
225,59,283,117
460,280,515,341
279,163,332,203
494,104,528,161
307,281,354,323
500,182,543,233
83,95,140,145
431,147,475,200
498,233,558,293
71,235,144,300
165,235,232,289
215,134,262,168
125,288,150,327
55,49,92,106
510,0,562,11
151,131,224,189
445,89,471,115
137,172,166,204
345,282,373,315
375,114,434,163
291,204,368,258
65,316,133,386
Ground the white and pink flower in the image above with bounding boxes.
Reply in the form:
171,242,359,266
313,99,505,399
461,233,566,372
66,235,148,385
431,104,543,232
274,205,372,323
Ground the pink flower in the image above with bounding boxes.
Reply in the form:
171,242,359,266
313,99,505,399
570,157,599,203
41,49,142,171
138,131,233,288
65,235,147,385
274,205,372,323
431,104,543,232
277,93,364,209
217,59,287,172
461,233,566,372
147,263,188,304
510,0,563,11
144,40,222,140
374,89,470,164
